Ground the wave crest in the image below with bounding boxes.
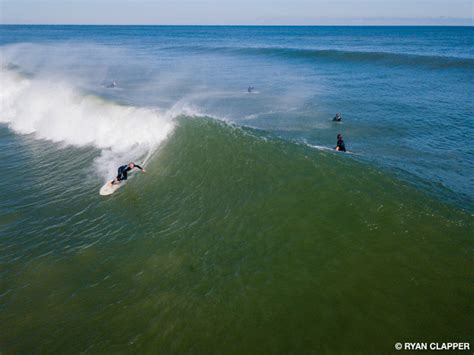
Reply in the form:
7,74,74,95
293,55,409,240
0,66,186,180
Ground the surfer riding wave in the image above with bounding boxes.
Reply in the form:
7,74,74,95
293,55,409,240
112,162,146,185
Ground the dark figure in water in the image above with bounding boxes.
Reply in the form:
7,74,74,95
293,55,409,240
105,81,117,88
248,86,254,93
112,162,146,184
335,134,346,152
333,112,342,122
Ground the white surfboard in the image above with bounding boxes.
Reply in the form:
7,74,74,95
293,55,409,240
306,143,359,155
99,180,123,196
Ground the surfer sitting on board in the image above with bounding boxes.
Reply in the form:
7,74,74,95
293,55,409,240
335,134,346,152
333,112,342,122
112,162,146,185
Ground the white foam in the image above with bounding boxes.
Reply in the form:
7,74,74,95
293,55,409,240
0,66,186,181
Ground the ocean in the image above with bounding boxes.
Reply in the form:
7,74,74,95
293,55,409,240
0,26,473,353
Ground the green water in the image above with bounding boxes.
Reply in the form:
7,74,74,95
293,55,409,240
1,118,473,353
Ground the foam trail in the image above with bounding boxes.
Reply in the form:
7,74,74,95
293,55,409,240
0,66,177,181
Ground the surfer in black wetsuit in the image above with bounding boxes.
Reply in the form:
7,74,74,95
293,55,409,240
112,162,146,184
333,112,342,122
335,134,346,152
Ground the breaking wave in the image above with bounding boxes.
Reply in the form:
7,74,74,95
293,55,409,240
0,64,196,181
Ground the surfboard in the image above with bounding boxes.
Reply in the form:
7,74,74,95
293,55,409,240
99,180,122,196
306,143,358,155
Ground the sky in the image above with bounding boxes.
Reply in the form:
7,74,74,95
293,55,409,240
0,0,472,25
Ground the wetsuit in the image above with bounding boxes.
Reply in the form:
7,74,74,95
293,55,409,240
116,164,143,182
336,138,346,152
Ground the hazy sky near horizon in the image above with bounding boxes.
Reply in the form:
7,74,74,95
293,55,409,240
0,0,472,25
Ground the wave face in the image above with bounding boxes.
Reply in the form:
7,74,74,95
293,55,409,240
1,117,473,353
0,65,178,180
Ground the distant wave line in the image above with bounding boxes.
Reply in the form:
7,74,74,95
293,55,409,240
163,45,474,69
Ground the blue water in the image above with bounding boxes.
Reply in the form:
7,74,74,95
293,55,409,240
1,26,472,208
1,26,474,353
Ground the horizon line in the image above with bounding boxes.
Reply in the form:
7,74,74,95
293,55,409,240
1,23,473,27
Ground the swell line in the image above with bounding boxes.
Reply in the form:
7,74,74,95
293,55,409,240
164,45,474,70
